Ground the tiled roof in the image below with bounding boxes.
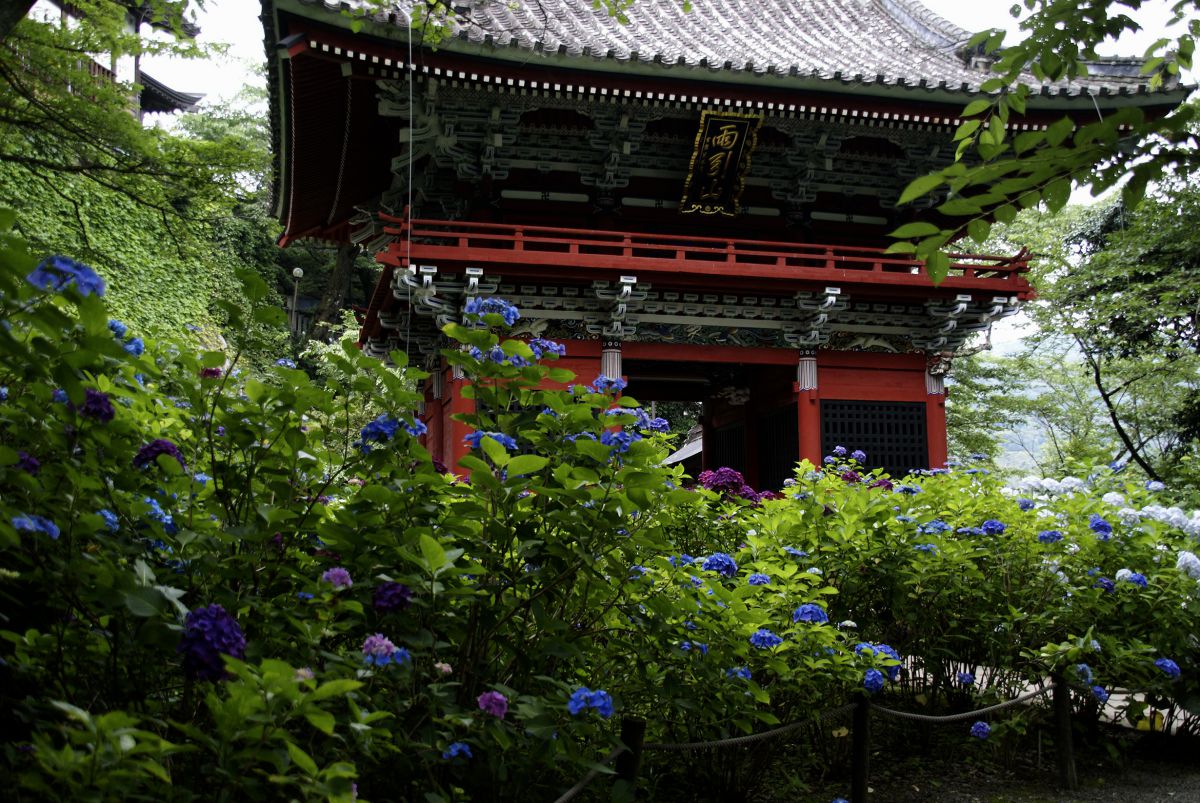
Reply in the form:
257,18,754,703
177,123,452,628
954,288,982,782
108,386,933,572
298,0,1172,97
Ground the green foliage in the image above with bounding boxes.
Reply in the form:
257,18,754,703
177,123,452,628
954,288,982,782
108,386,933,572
2,223,1198,799
890,7,1199,280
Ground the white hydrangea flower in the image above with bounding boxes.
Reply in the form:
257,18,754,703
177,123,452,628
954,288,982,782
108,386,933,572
1115,568,1133,583
1065,542,1081,554
1102,492,1126,506
1059,477,1087,492
1118,508,1141,526
1176,550,1200,581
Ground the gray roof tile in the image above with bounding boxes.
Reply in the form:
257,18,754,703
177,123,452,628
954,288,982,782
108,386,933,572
300,0,1174,96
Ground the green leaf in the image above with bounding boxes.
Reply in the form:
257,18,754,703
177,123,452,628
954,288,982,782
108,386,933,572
480,435,510,467
123,588,163,618
889,222,941,239
507,454,548,476
924,250,950,284
305,710,336,735
1046,117,1075,147
967,219,991,244
992,204,1018,224
420,534,449,572
897,175,944,206
961,100,991,117
286,741,319,777
309,679,363,702
1042,178,1071,212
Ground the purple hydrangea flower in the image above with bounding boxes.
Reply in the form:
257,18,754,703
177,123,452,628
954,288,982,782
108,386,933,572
27,256,105,297
177,604,246,681
832,445,847,457
361,633,410,666
850,449,866,462
16,450,39,475
200,367,222,379
477,690,509,719
373,581,413,612
792,603,829,624
321,567,352,589
697,467,747,495
78,388,115,423
133,439,186,471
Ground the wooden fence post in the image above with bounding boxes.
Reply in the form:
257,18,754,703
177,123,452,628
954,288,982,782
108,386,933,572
1051,675,1078,790
851,697,871,802
615,717,646,797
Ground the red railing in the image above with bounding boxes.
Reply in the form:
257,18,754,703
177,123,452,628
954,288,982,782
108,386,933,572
376,213,1033,297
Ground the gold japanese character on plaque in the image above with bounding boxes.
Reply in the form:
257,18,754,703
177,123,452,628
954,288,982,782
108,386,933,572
680,111,762,217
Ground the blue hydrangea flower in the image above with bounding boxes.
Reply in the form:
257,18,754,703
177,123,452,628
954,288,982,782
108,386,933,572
856,642,902,681
1017,498,1035,511
123,337,145,357
108,319,128,338
275,358,297,369
590,374,628,393
464,431,518,451
784,547,808,557
1074,663,1094,684
832,445,847,457
528,337,566,358
702,552,738,578
896,484,922,494
193,472,212,487
1093,576,1115,592
726,666,752,680
177,604,246,681
792,603,829,624
1115,569,1148,587
464,297,520,326
143,496,177,535
1090,686,1109,703
863,668,884,694
1089,513,1113,539
1037,530,1064,544
1145,480,1165,492
918,519,950,535
1155,657,1181,679
600,429,639,453
668,554,695,567
52,388,68,404
970,721,991,740
747,573,771,586
913,543,938,554
680,641,708,656
12,513,60,540
98,509,119,533
567,687,614,718
749,629,783,649
957,671,975,686
442,742,473,760
0,386,6,401
850,449,866,462
981,519,1006,536
27,256,105,296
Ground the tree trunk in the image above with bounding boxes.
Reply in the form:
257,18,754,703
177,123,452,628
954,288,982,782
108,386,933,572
311,243,357,339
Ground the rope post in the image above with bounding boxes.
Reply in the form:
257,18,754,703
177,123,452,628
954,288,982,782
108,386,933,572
1051,675,1078,790
851,697,871,802
615,717,646,797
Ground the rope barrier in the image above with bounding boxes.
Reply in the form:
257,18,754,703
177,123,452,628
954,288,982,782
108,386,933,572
870,683,1054,723
643,702,857,752
551,746,626,803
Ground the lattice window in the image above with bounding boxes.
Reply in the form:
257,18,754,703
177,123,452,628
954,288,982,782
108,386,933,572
820,400,927,478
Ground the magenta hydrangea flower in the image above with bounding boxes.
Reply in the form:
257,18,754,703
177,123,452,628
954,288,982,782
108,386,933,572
177,604,246,681
361,633,410,667
373,581,413,612
321,567,352,589
477,690,508,719
78,388,115,423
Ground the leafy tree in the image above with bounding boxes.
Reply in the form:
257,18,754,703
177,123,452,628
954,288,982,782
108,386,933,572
892,1,1198,280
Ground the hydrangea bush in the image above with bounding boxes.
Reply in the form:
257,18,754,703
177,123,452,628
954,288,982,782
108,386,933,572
1,228,1196,800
